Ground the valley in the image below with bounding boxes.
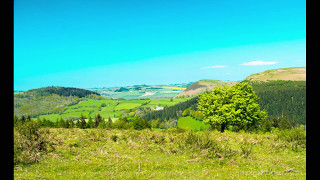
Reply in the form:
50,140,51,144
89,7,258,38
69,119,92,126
13,67,307,179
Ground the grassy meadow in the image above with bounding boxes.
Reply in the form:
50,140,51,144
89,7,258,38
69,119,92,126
14,128,306,179
177,116,210,131
37,98,190,122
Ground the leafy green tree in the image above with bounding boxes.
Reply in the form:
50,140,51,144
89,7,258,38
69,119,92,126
107,116,113,128
197,82,267,132
68,119,74,128
26,115,32,122
14,115,20,124
182,107,191,117
86,116,94,128
78,114,87,129
132,115,149,130
278,116,292,130
56,117,66,128
151,118,160,128
94,114,103,128
97,119,107,129
108,116,112,123
113,116,131,129
20,115,26,124
261,119,272,132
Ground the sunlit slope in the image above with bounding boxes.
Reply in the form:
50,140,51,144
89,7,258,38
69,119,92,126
176,79,236,97
243,67,306,81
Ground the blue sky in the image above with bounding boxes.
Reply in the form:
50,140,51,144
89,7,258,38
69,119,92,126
14,0,306,91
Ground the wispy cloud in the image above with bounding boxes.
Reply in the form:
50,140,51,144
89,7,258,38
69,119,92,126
201,65,228,69
240,60,278,66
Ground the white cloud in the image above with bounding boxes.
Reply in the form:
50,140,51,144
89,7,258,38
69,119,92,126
225,72,231,75
201,65,228,69
240,61,278,66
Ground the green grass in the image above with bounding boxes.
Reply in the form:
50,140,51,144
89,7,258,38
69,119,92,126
146,98,190,108
114,100,149,111
177,116,210,131
36,98,190,121
14,128,306,179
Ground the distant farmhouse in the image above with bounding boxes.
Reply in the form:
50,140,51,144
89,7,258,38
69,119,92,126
153,106,164,111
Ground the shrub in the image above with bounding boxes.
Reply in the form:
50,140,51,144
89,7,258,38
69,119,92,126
240,138,253,158
111,135,118,142
101,103,107,107
132,115,150,130
275,127,306,151
14,121,53,164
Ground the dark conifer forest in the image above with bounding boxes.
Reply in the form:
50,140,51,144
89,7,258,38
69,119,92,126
143,80,306,126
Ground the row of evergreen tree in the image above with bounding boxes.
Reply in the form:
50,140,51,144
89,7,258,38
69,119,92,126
142,80,306,126
14,114,151,130
142,96,199,124
249,80,306,125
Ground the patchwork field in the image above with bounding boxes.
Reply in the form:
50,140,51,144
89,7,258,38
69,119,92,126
37,98,190,122
87,83,192,99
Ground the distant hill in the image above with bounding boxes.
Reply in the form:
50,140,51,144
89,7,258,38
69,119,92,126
14,86,101,117
88,83,192,99
146,80,306,126
176,79,237,97
28,86,100,98
243,67,306,81
149,67,306,126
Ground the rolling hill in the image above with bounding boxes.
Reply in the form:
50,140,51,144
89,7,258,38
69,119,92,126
243,67,306,81
176,79,237,98
14,86,102,118
147,67,306,126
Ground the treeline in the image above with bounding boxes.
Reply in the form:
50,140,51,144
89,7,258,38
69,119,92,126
143,80,306,127
14,114,151,130
28,86,101,98
248,80,306,125
142,96,199,124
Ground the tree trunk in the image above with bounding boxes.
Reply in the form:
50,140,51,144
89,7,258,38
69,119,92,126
220,123,226,133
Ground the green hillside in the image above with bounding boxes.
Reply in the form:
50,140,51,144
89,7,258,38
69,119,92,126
28,86,101,97
145,80,306,127
14,86,102,118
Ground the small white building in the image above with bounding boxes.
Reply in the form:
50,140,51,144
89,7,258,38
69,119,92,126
153,106,164,111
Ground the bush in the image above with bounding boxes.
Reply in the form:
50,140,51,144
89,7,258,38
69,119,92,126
111,135,118,142
240,138,253,158
132,115,150,130
14,121,53,164
275,127,306,151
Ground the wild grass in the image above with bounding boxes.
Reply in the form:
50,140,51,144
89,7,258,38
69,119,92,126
177,116,210,131
14,128,306,179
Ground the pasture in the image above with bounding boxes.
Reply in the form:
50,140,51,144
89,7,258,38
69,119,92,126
177,116,210,131
37,98,190,121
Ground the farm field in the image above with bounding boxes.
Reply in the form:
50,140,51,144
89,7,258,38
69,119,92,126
177,116,210,131
14,128,306,179
87,83,192,99
37,98,190,121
